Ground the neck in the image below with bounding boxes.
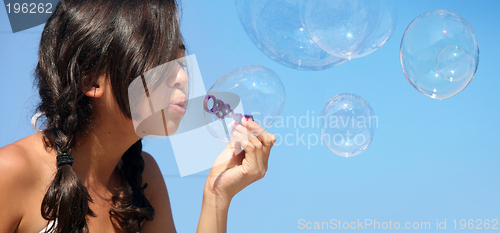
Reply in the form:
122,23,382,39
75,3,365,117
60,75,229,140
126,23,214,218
71,115,140,190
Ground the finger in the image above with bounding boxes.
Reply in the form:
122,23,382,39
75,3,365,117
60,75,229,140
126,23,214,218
256,132,276,170
242,118,273,168
239,118,267,175
247,135,266,176
230,141,243,156
235,129,262,174
229,140,244,156
227,127,244,156
258,131,276,148
230,123,251,150
240,117,265,138
257,131,276,159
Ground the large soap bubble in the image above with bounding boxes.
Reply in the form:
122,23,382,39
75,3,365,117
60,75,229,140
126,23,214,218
400,10,479,100
319,93,376,157
235,0,346,70
301,0,397,60
204,66,286,142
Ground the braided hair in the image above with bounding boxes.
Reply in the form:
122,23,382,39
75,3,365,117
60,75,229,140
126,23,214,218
35,0,182,232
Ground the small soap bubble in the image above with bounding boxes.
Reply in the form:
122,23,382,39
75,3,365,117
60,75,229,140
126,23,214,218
204,66,286,142
319,93,376,157
400,10,479,100
301,0,397,60
235,0,346,70
436,45,474,82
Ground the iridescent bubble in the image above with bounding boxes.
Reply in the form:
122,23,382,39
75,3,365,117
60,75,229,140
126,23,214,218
204,66,286,142
301,0,397,60
319,93,376,157
400,10,479,100
235,0,346,70
436,45,474,82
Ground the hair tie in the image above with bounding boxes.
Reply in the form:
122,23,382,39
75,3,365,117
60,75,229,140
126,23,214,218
57,153,74,167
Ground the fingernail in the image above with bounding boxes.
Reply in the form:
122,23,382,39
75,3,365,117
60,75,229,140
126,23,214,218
244,114,253,121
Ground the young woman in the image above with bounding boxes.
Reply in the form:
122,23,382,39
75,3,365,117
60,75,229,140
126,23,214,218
0,0,276,232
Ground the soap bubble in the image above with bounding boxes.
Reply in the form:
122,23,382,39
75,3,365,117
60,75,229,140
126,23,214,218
301,0,397,60
319,93,376,157
235,0,346,70
400,10,479,100
204,66,286,142
436,45,474,82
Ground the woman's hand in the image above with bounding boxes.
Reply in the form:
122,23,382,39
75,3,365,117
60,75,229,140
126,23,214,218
197,117,276,233
204,117,276,202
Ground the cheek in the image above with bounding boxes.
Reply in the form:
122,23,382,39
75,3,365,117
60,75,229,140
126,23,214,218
133,97,154,121
131,80,173,121
149,82,175,111
133,110,182,137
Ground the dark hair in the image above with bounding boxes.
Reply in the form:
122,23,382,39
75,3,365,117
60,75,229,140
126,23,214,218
35,0,182,232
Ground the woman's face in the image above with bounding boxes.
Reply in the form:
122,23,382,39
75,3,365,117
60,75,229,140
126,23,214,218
131,47,189,137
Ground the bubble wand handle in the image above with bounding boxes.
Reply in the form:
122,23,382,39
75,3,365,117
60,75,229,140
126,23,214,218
203,95,253,124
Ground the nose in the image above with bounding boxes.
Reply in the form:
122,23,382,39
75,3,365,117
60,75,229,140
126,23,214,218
168,63,189,90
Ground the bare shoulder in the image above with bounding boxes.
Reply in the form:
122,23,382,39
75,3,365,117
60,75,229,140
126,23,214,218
0,137,42,231
141,152,163,184
0,141,38,188
141,151,160,173
140,151,166,199
140,151,176,232
0,133,54,199
0,133,52,182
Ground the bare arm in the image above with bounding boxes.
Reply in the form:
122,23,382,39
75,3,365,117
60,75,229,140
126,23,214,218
197,191,231,233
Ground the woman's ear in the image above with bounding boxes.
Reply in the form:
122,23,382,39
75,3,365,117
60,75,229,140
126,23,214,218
83,74,106,98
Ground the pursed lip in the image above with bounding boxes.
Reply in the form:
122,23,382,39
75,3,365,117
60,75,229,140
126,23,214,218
168,96,187,114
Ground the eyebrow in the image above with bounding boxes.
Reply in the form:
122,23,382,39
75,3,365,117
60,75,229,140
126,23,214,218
179,44,185,50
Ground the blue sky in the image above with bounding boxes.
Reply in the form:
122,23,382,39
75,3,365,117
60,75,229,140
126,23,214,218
1,0,499,232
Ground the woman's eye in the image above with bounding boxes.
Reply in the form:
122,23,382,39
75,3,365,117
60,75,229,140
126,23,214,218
177,59,188,73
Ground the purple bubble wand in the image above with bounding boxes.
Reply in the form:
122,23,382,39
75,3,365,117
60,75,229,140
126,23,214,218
204,95,253,135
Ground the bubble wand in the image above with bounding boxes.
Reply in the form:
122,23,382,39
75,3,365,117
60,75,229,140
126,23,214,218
203,95,254,135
